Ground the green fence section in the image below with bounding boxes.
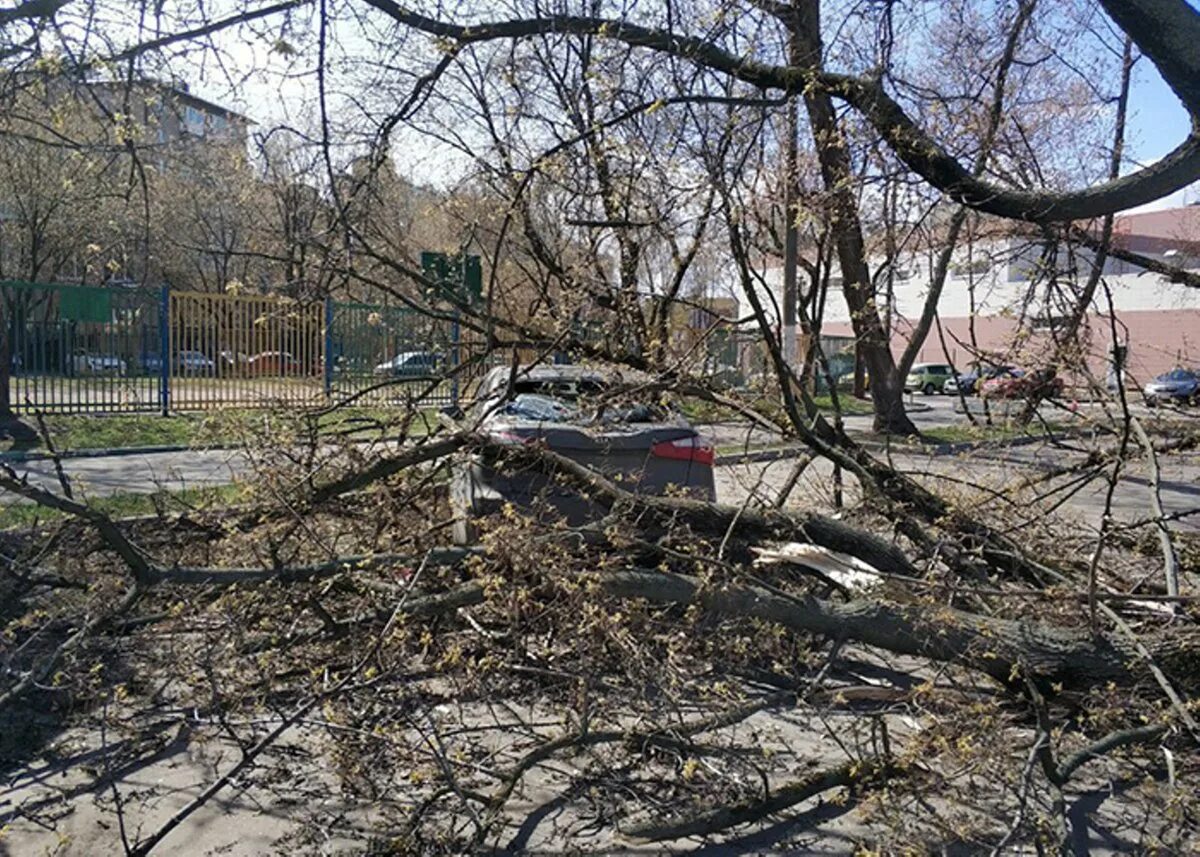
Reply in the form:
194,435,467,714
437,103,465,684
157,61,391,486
328,302,460,404
1,280,162,414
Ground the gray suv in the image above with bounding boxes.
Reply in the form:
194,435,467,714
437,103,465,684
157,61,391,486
450,365,716,544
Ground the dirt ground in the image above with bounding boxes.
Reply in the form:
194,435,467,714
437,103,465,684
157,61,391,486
2,438,1197,855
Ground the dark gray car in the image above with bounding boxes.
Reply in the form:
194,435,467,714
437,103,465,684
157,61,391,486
450,365,716,544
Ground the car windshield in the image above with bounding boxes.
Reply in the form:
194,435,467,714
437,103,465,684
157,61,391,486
510,378,607,399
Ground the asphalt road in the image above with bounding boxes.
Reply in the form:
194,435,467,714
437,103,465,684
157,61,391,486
716,442,1200,534
5,447,247,498
3,424,1197,535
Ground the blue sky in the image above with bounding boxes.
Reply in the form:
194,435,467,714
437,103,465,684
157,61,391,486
1128,62,1192,164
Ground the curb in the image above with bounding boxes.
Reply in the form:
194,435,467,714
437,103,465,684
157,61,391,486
0,444,193,463
717,430,1086,467
715,446,805,466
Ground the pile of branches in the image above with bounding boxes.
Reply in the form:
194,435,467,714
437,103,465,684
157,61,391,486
1,401,1199,854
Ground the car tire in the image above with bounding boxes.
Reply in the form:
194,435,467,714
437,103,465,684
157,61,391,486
922,383,936,396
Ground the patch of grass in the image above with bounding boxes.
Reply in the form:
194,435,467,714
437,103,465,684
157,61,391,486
0,483,247,530
42,414,197,451
680,392,872,423
919,421,1073,445
2,406,439,454
810,394,874,415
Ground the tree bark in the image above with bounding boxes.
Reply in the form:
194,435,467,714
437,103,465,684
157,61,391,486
596,568,1200,692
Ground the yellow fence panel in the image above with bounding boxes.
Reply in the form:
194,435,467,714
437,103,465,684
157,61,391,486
168,290,325,410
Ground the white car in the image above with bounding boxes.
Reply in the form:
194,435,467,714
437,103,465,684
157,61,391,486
73,349,127,375
373,351,441,378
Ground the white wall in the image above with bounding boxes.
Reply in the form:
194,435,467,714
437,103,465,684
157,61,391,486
761,236,1200,327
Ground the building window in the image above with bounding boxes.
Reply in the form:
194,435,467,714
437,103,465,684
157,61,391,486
1030,315,1070,331
184,105,205,135
951,257,991,277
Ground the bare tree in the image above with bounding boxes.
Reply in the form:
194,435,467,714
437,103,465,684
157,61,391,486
2,2,1199,854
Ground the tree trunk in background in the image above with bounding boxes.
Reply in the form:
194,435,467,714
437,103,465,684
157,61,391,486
781,97,800,369
792,4,915,434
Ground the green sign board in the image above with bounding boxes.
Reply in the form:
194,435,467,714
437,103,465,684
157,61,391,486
421,251,482,305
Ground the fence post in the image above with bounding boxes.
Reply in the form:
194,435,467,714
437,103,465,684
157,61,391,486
323,296,334,398
450,309,460,408
158,283,170,416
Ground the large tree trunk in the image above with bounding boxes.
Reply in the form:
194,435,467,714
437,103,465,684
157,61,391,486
595,568,1199,692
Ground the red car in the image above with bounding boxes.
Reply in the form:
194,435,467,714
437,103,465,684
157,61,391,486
979,368,1064,400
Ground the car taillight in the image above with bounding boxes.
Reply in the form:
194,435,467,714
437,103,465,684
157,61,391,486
489,430,534,446
651,436,715,466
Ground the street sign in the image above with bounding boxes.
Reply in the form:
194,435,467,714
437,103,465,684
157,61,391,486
420,251,482,304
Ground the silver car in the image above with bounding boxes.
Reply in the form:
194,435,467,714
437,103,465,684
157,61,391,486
373,351,441,378
1143,368,1199,406
450,365,716,544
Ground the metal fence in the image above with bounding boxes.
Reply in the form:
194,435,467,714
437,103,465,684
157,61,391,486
1,281,462,415
329,302,460,407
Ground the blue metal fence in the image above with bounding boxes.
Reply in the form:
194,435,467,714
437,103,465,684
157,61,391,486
0,281,462,415
327,301,460,407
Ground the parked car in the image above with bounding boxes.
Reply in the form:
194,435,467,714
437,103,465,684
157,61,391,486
1143,368,1199,406
176,350,216,375
373,351,442,378
219,351,250,375
980,368,1063,400
246,351,302,376
904,363,955,395
449,365,716,545
947,364,1013,396
73,349,127,376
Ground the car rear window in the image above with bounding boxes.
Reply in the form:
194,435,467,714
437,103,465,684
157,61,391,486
511,378,607,399
500,382,667,424
502,394,578,422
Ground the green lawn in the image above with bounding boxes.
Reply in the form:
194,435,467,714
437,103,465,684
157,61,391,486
918,421,1075,445
682,392,873,424
0,483,247,530
1,406,440,455
809,394,874,415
